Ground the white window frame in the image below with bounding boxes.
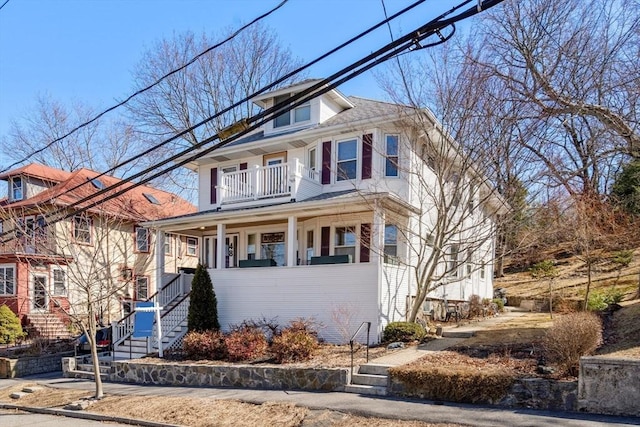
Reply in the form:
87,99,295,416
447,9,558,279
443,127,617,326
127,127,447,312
384,134,400,177
273,93,310,129
308,147,317,172
186,237,198,256
52,268,67,296
0,264,16,295
135,227,150,253
333,226,357,263
10,177,23,201
73,214,92,244
135,276,149,300
383,224,398,264
164,233,173,256
447,243,460,278
336,138,358,182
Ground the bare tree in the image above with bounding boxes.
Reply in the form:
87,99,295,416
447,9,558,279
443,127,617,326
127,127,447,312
478,0,639,187
127,23,306,147
1,95,140,178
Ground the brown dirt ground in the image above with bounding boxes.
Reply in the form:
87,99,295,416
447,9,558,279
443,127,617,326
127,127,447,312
0,383,462,427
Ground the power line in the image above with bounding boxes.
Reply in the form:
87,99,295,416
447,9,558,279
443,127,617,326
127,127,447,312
0,0,505,244
0,0,290,174
1,0,431,223
0,0,10,11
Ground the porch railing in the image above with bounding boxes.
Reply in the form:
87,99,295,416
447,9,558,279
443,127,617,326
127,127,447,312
218,160,321,206
151,293,191,352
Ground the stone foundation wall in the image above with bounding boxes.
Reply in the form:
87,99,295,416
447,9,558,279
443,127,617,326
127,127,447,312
110,361,349,392
579,356,640,417
0,352,73,378
389,377,578,411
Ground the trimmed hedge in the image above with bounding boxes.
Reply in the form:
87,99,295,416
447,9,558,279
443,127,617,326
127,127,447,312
383,322,426,342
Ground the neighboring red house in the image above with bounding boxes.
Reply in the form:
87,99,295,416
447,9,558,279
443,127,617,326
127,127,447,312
0,163,196,338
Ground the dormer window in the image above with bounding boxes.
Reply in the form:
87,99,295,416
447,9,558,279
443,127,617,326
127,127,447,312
88,177,105,190
273,93,310,128
143,193,161,205
10,177,23,201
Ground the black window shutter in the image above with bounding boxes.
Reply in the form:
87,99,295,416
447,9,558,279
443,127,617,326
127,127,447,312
321,141,332,185
362,133,373,179
321,226,331,256
210,167,218,204
360,223,371,262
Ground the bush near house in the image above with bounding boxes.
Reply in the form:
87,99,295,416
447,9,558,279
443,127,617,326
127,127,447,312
182,330,227,360
224,327,269,362
542,311,603,375
271,329,319,363
383,322,426,343
0,305,24,344
187,264,220,332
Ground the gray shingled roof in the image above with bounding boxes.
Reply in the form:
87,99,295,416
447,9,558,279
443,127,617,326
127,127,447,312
222,96,417,149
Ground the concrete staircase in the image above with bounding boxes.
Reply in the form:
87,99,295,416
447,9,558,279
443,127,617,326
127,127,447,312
345,363,392,396
67,354,113,380
23,313,73,340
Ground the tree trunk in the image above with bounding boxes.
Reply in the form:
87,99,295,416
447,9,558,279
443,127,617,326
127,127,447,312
583,263,593,311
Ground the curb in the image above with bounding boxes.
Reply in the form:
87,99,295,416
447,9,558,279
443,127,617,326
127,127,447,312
0,403,182,427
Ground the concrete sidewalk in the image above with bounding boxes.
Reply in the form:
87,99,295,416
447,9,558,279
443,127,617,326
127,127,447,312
2,373,638,427
371,308,529,366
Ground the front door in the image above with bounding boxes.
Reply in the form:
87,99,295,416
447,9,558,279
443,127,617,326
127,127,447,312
203,234,239,268
32,275,48,311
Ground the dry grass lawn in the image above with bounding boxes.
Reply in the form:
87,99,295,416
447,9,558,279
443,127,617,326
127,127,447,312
0,382,462,427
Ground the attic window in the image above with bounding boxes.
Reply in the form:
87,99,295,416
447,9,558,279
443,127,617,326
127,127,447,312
143,193,161,205
88,177,105,190
273,93,310,128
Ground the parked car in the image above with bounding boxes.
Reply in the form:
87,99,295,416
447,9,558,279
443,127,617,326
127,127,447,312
75,327,112,354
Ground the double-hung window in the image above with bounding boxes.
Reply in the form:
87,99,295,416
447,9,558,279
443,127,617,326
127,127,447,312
334,226,356,262
53,269,67,295
164,233,173,256
0,265,15,295
336,139,357,181
135,276,149,300
447,243,460,278
11,177,23,201
384,224,398,264
186,237,198,256
136,227,150,253
385,135,399,177
73,215,92,244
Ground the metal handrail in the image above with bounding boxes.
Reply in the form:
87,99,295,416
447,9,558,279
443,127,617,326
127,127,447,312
349,321,371,377
112,274,182,348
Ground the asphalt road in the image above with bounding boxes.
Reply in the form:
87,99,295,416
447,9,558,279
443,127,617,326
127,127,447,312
1,373,638,427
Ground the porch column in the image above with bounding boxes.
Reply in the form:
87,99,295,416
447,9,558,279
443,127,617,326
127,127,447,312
154,229,165,291
216,223,226,270
372,203,385,264
287,215,297,267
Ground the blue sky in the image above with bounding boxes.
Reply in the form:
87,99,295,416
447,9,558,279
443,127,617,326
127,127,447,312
0,0,467,140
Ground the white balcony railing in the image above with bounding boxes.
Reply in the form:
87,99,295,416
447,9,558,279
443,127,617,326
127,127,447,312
218,160,321,206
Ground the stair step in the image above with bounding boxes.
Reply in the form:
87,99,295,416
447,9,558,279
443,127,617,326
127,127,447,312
441,330,475,338
68,370,108,380
344,384,388,396
351,373,387,387
77,363,112,374
358,363,392,376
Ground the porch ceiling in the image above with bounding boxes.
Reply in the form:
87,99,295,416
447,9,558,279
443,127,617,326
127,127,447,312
144,191,417,235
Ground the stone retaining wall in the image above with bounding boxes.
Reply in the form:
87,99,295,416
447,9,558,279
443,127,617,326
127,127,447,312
579,356,640,416
0,352,73,378
105,361,349,392
389,377,578,411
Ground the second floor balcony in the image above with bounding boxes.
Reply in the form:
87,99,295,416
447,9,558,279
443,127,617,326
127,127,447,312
217,159,321,208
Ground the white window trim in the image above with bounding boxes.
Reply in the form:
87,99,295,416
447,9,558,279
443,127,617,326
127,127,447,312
384,134,400,178
332,225,358,263
186,237,198,257
273,93,311,129
0,264,16,295
135,276,149,300
164,233,173,256
52,267,67,296
135,227,150,253
335,138,359,182
10,177,23,201
73,215,92,245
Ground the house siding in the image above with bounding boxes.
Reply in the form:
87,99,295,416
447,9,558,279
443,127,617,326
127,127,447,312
209,263,380,343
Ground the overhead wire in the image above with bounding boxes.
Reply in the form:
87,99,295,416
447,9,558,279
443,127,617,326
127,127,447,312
0,0,10,11
0,0,432,238
0,0,290,174
0,0,505,244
